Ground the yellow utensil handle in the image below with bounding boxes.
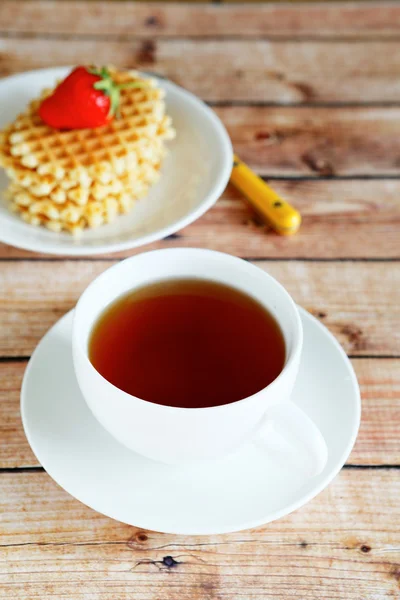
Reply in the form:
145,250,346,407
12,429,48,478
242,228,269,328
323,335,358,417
230,155,301,235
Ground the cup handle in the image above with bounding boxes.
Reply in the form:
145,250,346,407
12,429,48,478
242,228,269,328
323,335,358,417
255,403,328,478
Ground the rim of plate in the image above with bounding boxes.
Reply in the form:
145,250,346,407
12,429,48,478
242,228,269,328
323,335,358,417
0,67,233,256
20,306,361,535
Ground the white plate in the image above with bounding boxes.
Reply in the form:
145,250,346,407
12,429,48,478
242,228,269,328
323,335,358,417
0,67,232,255
21,307,360,535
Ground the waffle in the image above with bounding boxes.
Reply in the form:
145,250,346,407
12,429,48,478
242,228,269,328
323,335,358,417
0,68,175,233
6,161,162,234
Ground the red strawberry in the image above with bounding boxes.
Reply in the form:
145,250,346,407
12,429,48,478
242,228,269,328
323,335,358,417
39,66,145,130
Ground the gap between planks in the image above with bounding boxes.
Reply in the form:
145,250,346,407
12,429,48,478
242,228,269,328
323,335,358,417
3,354,400,361
1,464,399,474
0,258,399,263
2,32,400,44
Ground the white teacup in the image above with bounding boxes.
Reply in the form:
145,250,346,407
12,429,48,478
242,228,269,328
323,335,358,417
73,248,328,476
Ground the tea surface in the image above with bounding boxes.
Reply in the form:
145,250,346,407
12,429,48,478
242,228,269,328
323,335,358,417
89,279,286,408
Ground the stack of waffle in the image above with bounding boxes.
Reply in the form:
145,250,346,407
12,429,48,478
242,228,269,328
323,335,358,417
0,69,175,234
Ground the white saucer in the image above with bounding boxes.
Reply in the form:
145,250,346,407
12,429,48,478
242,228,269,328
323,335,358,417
21,307,360,535
0,68,232,255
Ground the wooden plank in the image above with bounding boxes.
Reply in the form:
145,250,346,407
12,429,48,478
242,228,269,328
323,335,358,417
0,361,37,469
1,358,398,469
0,261,399,358
350,359,400,466
1,38,400,103
2,104,400,177
1,1,399,39
1,180,399,260
0,470,399,599
214,107,400,176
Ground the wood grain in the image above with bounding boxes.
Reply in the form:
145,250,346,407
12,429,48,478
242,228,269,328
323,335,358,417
1,358,398,469
0,470,399,599
1,37,400,103
1,179,399,260
214,107,400,176
1,1,399,39
0,261,399,358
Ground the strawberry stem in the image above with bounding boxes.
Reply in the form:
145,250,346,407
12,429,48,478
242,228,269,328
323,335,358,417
117,81,148,90
93,80,111,91
90,66,149,119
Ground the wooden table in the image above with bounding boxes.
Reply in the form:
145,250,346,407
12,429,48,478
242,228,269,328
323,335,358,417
1,2,400,598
